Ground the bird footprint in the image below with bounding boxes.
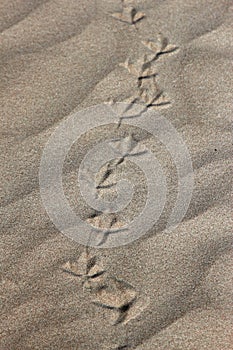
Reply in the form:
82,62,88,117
112,5,145,25
87,214,127,246
119,54,156,78
142,34,178,57
62,251,106,291
92,277,137,325
138,76,170,107
109,133,147,158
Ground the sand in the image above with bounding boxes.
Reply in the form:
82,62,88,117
0,0,232,349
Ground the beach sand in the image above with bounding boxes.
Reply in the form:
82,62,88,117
0,0,232,349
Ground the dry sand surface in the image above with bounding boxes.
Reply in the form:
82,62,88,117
0,0,233,349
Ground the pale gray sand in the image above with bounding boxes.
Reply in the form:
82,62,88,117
0,0,232,349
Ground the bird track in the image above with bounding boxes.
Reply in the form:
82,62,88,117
62,0,179,345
